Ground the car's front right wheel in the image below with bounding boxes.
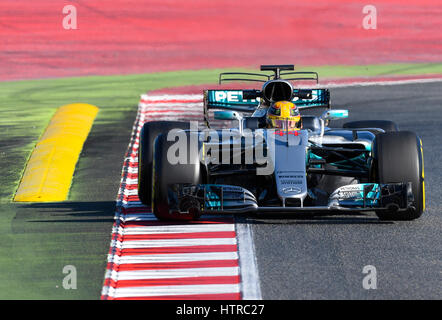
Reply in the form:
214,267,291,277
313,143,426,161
138,121,190,205
152,132,203,221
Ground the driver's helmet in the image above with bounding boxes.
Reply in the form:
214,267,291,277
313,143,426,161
267,101,301,129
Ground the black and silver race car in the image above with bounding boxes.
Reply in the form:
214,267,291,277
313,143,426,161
138,65,425,221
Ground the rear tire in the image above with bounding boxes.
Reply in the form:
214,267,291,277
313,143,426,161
343,120,398,132
152,132,203,221
138,121,190,205
371,131,425,220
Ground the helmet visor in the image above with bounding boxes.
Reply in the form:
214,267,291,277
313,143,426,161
269,118,300,129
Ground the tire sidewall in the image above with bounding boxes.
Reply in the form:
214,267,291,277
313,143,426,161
372,131,424,220
137,121,190,205
152,132,203,220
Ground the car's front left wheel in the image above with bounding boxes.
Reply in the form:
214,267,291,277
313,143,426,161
371,131,425,220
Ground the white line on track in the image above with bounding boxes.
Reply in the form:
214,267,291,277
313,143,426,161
236,219,262,300
111,238,237,249
139,103,203,108
115,224,235,234
109,252,239,264
107,284,240,298
140,93,203,101
106,267,240,280
316,77,442,88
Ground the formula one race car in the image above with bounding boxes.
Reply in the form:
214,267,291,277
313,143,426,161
138,65,425,221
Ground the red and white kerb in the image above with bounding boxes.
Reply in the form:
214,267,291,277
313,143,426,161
101,94,242,300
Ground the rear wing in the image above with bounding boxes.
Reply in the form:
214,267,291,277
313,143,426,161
204,90,259,113
203,88,330,126
218,65,319,84
294,88,330,110
203,88,330,112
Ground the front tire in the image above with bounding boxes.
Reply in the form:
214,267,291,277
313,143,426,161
152,132,203,221
138,121,190,205
371,131,425,220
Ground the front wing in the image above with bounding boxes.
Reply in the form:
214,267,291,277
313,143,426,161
165,182,415,217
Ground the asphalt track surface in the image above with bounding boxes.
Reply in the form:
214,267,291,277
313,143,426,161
85,81,441,299
247,81,442,299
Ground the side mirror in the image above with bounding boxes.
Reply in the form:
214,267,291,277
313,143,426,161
321,109,348,121
214,110,243,121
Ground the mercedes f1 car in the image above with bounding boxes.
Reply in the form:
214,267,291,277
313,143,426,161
138,65,425,221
